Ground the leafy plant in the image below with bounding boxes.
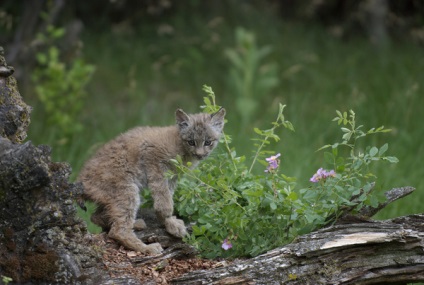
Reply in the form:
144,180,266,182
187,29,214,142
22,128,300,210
31,25,95,141
173,85,398,258
1,275,12,285
225,27,278,128
317,110,399,210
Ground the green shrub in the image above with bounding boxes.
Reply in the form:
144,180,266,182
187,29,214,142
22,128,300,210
31,25,95,141
173,85,398,258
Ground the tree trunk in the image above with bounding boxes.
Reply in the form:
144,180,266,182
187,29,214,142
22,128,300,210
363,0,389,47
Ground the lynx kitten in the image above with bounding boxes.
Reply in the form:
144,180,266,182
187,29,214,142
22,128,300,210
78,108,225,254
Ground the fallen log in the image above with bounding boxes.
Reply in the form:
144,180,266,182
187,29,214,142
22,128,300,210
172,213,424,285
100,187,421,285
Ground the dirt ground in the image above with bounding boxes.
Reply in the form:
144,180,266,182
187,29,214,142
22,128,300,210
93,233,227,284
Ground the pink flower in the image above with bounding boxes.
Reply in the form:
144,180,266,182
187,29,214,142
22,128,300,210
265,153,281,173
222,238,232,250
310,168,336,183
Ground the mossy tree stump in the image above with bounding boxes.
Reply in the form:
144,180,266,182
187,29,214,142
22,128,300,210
0,46,101,284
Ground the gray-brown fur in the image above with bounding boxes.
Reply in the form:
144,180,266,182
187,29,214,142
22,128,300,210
78,108,225,254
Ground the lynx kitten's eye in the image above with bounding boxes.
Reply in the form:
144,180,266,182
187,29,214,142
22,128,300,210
187,140,195,146
204,140,212,146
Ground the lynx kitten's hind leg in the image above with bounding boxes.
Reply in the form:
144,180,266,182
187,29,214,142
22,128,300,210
109,223,163,254
91,205,111,232
106,184,163,254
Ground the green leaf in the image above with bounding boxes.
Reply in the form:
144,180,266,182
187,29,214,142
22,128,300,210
384,156,399,163
352,159,363,170
243,188,264,198
336,156,344,167
342,133,351,141
288,192,298,201
379,143,388,156
203,96,211,107
253,128,263,135
377,126,391,133
281,174,297,183
317,144,332,151
336,164,345,172
192,225,207,235
305,213,321,224
283,121,295,132
369,147,378,157
367,195,379,208
324,152,333,164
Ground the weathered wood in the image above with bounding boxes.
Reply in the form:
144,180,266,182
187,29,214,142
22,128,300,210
358,186,416,218
172,214,424,285
332,185,416,225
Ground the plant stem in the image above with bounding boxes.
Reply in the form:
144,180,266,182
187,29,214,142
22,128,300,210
222,131,238,171
249,134,270,174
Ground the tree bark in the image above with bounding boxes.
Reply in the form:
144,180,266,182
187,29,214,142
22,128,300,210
172,214,424,285
0,46,31,143
0,46,104,284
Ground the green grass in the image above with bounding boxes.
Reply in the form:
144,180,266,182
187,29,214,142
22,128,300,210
26,2,423,230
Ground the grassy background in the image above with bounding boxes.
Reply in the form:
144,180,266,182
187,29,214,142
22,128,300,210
26,3,423,229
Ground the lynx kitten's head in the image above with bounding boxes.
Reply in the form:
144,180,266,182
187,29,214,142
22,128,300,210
176,108,226,160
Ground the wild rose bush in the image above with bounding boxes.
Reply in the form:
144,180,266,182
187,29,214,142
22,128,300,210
173,85,398,258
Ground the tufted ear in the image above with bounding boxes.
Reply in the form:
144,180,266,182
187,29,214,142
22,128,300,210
175,109,191,129
210,108,226,132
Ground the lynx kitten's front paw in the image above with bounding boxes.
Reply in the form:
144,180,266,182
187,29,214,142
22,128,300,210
164,216,188,238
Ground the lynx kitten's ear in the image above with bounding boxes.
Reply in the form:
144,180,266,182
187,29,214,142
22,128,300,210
175,109,191,129
210,108,226,133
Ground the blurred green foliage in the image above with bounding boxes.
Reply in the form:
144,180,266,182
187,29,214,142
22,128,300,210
24,3,424,233
31,25,95,143
225,27,278,129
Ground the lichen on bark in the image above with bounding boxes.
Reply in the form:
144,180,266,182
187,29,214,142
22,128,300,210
0,46,102,284
0,46,31,143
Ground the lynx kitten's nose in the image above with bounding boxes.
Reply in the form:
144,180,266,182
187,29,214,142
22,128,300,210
195,150,207,159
